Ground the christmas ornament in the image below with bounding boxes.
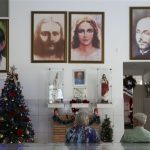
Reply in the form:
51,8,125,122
16,129,23,136
0,134,4,139
10,65,17,74
124,75,136,90
4,97,8,101
0,117,4,121
0,69,34,143
26,130,29,135
9,90,16,97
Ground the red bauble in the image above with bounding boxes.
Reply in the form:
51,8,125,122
9,90,16,97
19,106,27,112
8,111,16,118
16,129,23,136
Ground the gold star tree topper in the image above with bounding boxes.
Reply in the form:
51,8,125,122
10,65,17,74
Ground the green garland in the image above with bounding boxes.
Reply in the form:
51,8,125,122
52,115,74,125
52,114,101,125
89,115,101,125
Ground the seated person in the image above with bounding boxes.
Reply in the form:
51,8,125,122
65,111,100,143
121,112,150,143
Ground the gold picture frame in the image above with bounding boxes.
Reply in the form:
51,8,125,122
31,11,67,63
69,12,104,63
0,19,9,73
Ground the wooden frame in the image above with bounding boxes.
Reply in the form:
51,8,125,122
69,12,104,63
0,19,9,73
31,11,67,63
130,7,150,60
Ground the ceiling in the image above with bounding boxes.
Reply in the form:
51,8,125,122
123,62,150,75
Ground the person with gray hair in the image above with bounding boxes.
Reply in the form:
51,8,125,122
121,112,150,142
65,111,100,143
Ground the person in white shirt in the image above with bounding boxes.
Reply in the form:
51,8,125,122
121,112,150,143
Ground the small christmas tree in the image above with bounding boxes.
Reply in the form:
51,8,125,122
0,66,34,143
101,115,113,142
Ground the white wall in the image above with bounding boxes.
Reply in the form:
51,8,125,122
5,0,150,143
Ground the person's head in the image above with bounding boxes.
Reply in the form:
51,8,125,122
0,28,6,55
136,17,150,51
75,111,89,126
72,17,100,49
133,112,147,127
102,74,106,79
76,71,84,79
34,17,64,58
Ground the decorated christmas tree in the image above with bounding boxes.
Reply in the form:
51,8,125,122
0,66,34,143
101,115,113,142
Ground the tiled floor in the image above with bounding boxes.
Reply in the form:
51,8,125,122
1,143,150,150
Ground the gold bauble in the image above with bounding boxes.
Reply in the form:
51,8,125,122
0,117,4,121
0,134,4,139
4,97,8,101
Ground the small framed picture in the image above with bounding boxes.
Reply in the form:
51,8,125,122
31,11,67,63
0,19,9,72
69,12,104,63
73,87,87,99
73,69,86,86
130,7,150,60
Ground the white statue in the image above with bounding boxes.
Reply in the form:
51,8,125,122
49,72,63,103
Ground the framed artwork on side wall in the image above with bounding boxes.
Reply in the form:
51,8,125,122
0,19,9,73
69,12,104,63
31,11,67,63
130,7,150,60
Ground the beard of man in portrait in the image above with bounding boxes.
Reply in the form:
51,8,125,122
33,18,65,60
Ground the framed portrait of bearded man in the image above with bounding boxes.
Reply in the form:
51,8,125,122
31,11,67,63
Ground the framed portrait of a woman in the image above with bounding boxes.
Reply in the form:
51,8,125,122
0,19,9,73
31,11,67,63
130,7,150,60
69,12,104,63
